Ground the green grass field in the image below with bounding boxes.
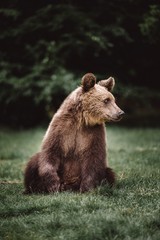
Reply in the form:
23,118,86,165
0,126,160,240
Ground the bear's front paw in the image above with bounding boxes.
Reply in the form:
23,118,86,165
105,167,116,187
80,185,90,193
47,182,60,193
80,178,95,193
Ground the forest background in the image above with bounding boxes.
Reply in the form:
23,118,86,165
0,0,160,127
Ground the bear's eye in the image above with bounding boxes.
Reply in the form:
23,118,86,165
104,98,110,104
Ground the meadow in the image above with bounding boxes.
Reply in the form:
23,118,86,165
0,126,160,240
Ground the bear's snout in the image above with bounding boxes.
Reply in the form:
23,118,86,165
109,110,125,122
118,110,125,117
116,110,125,120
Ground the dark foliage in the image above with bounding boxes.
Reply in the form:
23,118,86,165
0,0,160,126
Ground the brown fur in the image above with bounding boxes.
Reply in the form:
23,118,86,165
24,73,124,194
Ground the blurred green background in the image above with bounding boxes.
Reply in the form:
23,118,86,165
0,0,160,127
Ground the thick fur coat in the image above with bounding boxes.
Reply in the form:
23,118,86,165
24,73,124,193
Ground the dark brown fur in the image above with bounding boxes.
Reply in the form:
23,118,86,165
24,73,123,194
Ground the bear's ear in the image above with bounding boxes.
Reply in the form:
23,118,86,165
81,73,96,92
98,77,115,91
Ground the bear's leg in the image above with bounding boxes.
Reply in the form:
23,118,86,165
24,153,41,194
80,168,116,192
105,167,116,187
80,173,97,193
24,153,61,193
80,160,107,193
38,153,61,193
40,165,60,193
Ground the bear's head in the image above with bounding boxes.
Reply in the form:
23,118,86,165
81,73,124,126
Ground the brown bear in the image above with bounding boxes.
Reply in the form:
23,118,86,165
24,73,124,194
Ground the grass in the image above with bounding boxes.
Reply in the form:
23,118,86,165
0,126,160,240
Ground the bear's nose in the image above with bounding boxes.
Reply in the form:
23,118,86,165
118,111,125,117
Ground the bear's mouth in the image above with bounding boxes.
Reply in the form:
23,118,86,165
105,115,123,122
